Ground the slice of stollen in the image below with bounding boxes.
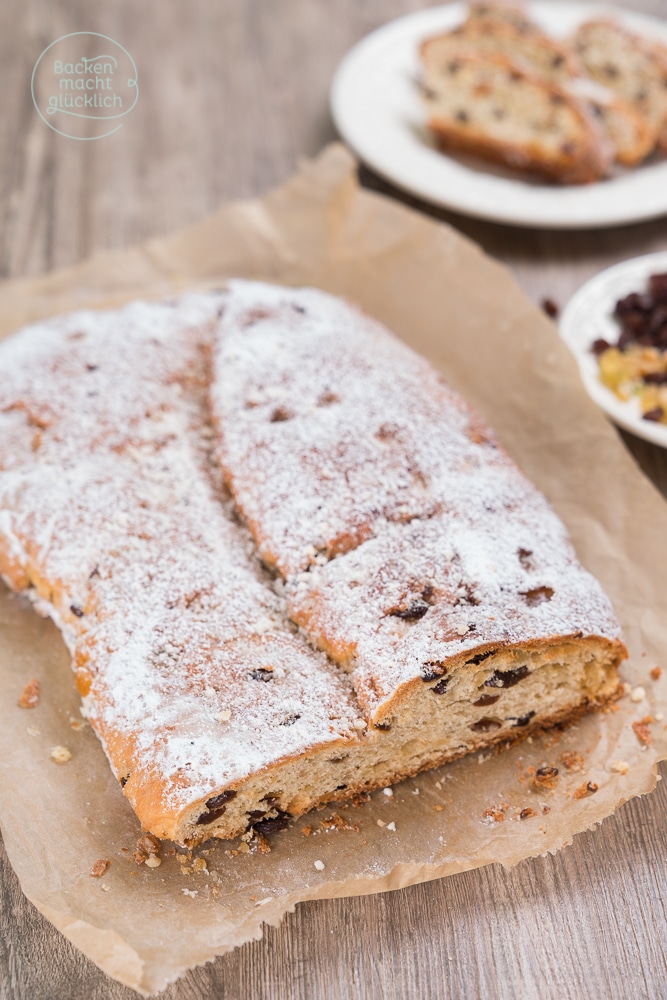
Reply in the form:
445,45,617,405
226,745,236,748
420,16,652,166
572,18,667,152
420,53,609,184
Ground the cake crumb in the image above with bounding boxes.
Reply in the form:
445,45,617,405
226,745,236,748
532,765,559,791
302,826,312,837
145,856,161,868
192,858,207,872
434,805,444,812
90,859,110,878
50,746,71,764
376,819,386,827
656,713,664,722
630,686,646,703
482,802,508,823
182,888,198,897
559,751,585,773
633,717,653,745
320,814,359,833
612,760,630,775
18,679,40,709
650,666,662,681
314,859,325,871
237,842,250,854
574,781,598,799
519,807,537,819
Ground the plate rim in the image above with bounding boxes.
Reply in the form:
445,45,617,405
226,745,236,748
330,1,667,229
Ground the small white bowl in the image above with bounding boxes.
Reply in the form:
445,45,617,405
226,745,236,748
560,252,667,448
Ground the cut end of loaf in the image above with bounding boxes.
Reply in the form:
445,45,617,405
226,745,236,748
171,634,623,846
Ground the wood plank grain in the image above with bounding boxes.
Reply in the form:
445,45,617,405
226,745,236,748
1,1,667,997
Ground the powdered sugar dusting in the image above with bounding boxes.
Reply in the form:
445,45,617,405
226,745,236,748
0,294,363,820
210,281,623,719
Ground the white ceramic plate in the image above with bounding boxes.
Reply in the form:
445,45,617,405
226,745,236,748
330,2,667,229
560,252,667,447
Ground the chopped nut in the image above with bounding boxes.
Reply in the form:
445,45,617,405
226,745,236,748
19,679,40,709
633,716,653,745
145,856,161,868
313,859,325,871
50,746,71,764
650,666,662,681
90,859,110,878
630,686,646,703
574,781,598,799
133,850,148,865
612,760,630,774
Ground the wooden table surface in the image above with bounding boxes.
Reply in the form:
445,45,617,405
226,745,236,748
2,1,667,997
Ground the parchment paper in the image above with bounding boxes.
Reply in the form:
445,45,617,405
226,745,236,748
1,144,666,996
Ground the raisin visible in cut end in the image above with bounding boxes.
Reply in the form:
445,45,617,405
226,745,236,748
466,649,497,666
473,693,500,707
196,789,238,826
470,717,502,732
253,812,290,836
70,604,85,618
512,711,535,727
421,662,446,682
431,677,450,695
485,665,529,689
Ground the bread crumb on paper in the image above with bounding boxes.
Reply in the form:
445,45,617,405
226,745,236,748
18,678,40,709
90,859,110,877
650,666,662,681
630,686,646,703
313,859,325,871
612,760,630,775
573,781,598,799
632,717,653,745
50,746,71,764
